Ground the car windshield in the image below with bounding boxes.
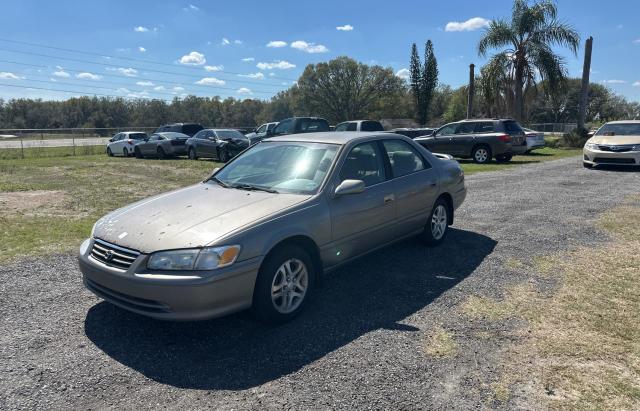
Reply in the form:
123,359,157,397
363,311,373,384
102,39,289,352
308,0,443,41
596,123,640,136
213,141,340,194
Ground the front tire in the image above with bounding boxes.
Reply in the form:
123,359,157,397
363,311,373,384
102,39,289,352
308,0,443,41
107,147,113,157
188,148,198,160
472,145,492,164
157,147,166,160
134,147,143,159
123,148,129,157
422,198,450,246
251,245,315,323
218,148,229,163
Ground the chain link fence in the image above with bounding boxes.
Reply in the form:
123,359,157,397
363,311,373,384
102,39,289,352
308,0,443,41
528,123,577,134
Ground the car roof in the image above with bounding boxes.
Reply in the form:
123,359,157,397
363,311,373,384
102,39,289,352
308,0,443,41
203,128,242,132
121,131,147,134
266,131,402,145
155,132,188,137
604,120,640,124
457,118,514,123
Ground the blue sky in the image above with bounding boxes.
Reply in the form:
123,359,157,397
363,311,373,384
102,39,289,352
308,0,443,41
0,0,639,102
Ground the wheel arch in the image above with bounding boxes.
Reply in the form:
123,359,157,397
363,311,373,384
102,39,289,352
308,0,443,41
262,235,323,279
437,192,454,225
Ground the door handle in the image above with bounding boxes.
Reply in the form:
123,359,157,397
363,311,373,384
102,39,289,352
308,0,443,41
384,194,395,204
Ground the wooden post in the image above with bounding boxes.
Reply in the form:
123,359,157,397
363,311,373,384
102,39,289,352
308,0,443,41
578,36,593,132
20,135,24,159
467,64,475,119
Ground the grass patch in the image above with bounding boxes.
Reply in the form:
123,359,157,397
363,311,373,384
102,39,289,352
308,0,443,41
462,200,640,410
0,145,106,160
423,326,458,358
461,147,581,176
0,154,220,261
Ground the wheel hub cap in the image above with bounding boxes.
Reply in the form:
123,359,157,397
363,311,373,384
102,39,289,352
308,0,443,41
271,258,308,314
431,205,447,240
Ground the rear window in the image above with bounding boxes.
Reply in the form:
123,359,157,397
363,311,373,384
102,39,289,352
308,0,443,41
503,121,524,133
361,121,384,132
299,119,329,133
474,122,495,133
182,124,204,136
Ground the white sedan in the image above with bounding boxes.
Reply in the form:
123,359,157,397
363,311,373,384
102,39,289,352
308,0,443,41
523,128,545,152
107,132,148,157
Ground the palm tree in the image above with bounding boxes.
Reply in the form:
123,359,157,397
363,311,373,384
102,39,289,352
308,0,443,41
478,0,580,121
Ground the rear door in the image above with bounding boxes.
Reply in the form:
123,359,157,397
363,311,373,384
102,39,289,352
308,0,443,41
381,139,439,236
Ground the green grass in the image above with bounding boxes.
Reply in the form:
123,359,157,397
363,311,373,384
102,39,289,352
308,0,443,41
0,145,106,160
460,147,581,176
0,154,220,261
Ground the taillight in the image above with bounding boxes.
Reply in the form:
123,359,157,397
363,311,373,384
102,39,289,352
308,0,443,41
127,139,134,144
498,134,511,142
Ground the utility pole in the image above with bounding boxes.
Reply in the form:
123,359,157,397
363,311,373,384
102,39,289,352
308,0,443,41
467,64,475,119
578,36,593,132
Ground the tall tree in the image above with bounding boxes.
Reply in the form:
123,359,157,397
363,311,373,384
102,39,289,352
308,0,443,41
478,0,580,121
422,40,438,124
409,43,424,123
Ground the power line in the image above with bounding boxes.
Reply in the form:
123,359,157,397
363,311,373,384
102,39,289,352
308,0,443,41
0,59,281,95
0,82,172,101
0,37,298,82
0,46,294,88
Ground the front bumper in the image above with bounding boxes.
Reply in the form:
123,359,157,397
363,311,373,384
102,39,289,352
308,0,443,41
583,147,640,166
78,238,262,320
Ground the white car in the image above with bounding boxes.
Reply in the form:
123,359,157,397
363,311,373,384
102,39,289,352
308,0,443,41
107,132,148,157
523,128,545,152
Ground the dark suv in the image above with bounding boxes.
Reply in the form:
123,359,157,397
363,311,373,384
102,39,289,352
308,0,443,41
155,123,204,137
267,117,330,137
415,119,527,164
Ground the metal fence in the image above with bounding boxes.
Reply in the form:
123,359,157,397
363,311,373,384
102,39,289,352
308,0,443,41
528,123,577,134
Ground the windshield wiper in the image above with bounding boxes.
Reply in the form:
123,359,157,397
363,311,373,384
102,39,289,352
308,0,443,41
209,176,231,188
230,183,279,194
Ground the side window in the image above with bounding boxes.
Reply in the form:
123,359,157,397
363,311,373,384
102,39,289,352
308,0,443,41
474,122,495,134
339,142,386,187
503,121,524,134
382,140,428,177
193,130,204,139
207,131,216,139
273,119,293,135
334,123,348,132
267,123,277,131
456,122,476,134
436,124,458,136
256,125,266,134
346,122,358,131
299,119,329,133
361,121,383,132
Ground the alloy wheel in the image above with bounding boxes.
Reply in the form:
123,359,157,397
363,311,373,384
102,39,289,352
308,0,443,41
270,258,308,314
474,148,489,163
431,204,448,240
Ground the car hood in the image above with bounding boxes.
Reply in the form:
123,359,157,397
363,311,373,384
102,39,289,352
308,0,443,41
93,183,311,253
588,135,640,145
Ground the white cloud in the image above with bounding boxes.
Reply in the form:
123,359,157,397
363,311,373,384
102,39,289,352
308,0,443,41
204,65,223,71
116,87,130,93
106,67,138,77
267,40,288,48
633,38,640,45
138,46,146,52
154,85,166,91
291,40,329,53
0,72,23,80
127,91,150,99
336,24,354,31
445,17,491,32
52,68,70,78
183,4,199,11
234,39,242,45
136,81,154,86
633,81,640,87
602,79,626,84
256,60,296,70
238,72,265,79
76,72,102,80
237,87,252,94
395,68,410,80
195,77,225,85
173,86,185,91
241,57,255,62
221,38,230,46
269,72,275,76
134,26,149,32
179,51,206,65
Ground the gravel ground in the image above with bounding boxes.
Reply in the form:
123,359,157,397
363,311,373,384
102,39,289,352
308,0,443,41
1,157,639,410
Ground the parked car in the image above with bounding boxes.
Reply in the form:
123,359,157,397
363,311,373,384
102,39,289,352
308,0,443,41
267,117,330,137
186,129,250,162
334,120,384,132
245,122,278,144
106,131,148,157
154,123,204,137
79,131,466,323
583,120,640,168
522,128,545,152
133,132,189,159
390,128,435,139
415,119,527,164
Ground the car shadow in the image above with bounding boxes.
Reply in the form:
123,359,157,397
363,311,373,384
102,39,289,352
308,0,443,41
84,228,496,391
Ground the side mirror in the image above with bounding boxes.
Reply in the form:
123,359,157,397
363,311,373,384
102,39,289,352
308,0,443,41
587,131,595,138
205,167,220,182
334,179,366,196
108,138,114,142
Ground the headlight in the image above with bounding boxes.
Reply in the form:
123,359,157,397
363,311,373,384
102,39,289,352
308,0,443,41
585,143,598,150
79,238,91,255
147,245,241,271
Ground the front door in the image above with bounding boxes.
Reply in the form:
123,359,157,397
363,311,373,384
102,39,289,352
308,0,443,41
327,141,396,266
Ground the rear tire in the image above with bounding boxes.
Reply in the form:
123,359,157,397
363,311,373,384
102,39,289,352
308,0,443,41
157,147,166,160
107,147,113,157
123,148,129,157
422,197,450,247
188,148,198,160
472,145,492,164
219,148,229,163
251,245,315,324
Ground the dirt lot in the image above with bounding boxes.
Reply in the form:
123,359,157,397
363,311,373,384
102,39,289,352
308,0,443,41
1,156,639,410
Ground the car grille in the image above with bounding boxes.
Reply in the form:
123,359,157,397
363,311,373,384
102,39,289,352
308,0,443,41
593,157,636,164
596,145,633,153
90,238,140,270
